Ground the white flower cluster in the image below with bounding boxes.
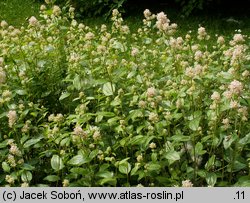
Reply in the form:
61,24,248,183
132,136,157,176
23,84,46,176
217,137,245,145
73,126,87,137
156,12,177,34
211,91,221,103
147,87,156,98
230,33,245,46
228,80,243,95
182,180,193,187
197,27,209,40
29,16,39,27
5,175,15,185
143,9,152,19
185,64,204,78
48,113,64,123
148,112,159,123
9,143,22,157
7,110,17,128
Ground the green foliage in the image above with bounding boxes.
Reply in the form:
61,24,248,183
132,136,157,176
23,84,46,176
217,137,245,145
54,0,211,17
53,0,127,17
0,2,249,187
175,0,205,16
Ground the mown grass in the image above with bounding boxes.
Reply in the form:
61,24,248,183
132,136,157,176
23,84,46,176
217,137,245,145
0,0,40,26
1,0,250,38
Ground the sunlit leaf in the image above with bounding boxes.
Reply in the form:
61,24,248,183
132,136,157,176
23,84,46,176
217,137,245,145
43,175,60,182
51,155,64,171
59,92,71,101
103,82,115,96
21,171,32,182
68,155,90,166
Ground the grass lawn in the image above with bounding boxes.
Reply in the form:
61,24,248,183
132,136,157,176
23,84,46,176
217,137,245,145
1,0,250,37
0,0,40,26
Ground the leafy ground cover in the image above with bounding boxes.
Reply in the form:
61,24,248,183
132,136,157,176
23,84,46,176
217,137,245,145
0,1,249,187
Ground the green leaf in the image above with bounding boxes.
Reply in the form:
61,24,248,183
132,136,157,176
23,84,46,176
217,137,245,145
131,164,141,176
103,82,115,96
127,109,143,121
136,75,143,83
21,171,32,182
151,153,158,162
20,135,29,145
99,164,110,172
23,136,43,148
239,133,250,145
188,111,201,131
60,137,70,146
95,115,103,123
232,160,247,172
70,168,89,175
107,117,120,125
0,112,7,119
89,149,99,160
143,37,152,44
188,117,200,131
21,164,35,171
205,155,215,171
142,136,155,150
197,170,207,178
119,161,131,175
16,89,27,95
146,163,161,172
206,172,217,186
234,176,250,186
43,175,60,182
138,171,145,181
165,150,180,163
221,101,231,112
119,158,130,164
59,92,71,101
195,142,206,155
201,135,213,143
169,134,190,142
156,176,171,184
173,113,183,121
96,111,115,117
73,75,82,90
112,40,126,52
2,162,10,173
0,140,8,148
119,137,129,147
128,135,144,146
37,60,46,67
21,109,30,117
51,155,64,171
127,70,136,79
44,45,54,52
223,134,238,149
68,155,90,166
96,171,114,179
98,178,117,186
136,126,144,134
41,91,51,98
110,98,121,106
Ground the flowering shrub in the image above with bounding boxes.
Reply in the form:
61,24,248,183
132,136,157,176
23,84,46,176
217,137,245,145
0,2,250,187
